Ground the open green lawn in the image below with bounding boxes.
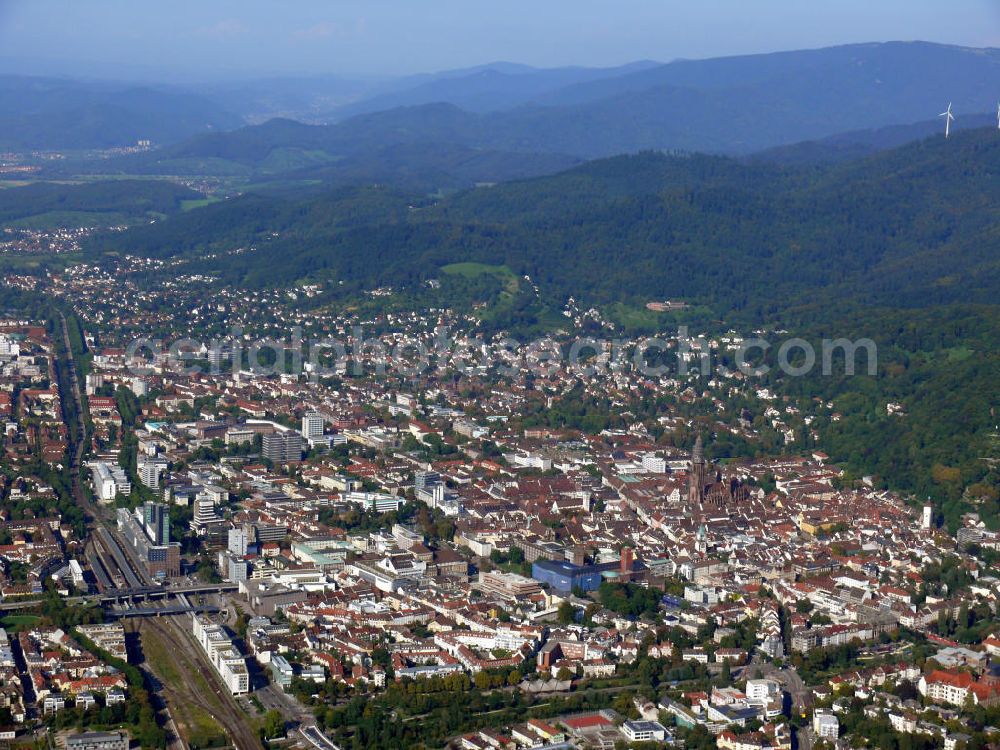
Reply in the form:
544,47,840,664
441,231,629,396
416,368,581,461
0,252,82,273
945,346,975,363
605,302,666,331
441,261,514,280
180,197,223,212
605,301,717,333
6,210,129,229
442,262,520,297
0,614,41,631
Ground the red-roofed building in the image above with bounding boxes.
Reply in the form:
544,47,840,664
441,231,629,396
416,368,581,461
984,635,1000,657
561,713,614,731
919,669,1000,707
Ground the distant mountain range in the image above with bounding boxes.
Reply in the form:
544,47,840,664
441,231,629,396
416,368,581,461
8,41,1000,193
0,76,242,150
318,60,664,119
41,41,995,186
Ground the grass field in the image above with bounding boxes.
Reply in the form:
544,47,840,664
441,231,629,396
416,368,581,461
441,261,515,280
442,261,520,296
181,197,223,212
606,301,716,333
0,614,41,631
6,210,129,229
605,302,669,331
0,252,82,273
945,346,975,363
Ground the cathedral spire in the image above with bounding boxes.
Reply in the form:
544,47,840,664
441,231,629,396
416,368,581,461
692,433,704,465
689,434,707,506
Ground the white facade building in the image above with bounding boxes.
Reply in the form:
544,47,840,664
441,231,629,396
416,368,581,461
192,614,249,694
301,412,325,440
641,454,668,473
137,457,168,489
813,710,839,739
90,462,131,502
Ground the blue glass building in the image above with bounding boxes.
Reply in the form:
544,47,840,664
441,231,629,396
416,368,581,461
531,559,603,593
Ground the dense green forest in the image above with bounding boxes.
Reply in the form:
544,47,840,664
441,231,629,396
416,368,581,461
767,306,1000,531
91,126,1000,314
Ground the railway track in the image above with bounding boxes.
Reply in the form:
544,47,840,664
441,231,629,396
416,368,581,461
134,615,264,750
57,316,256,745
95,526,143,589
85,540,115,592
55,313,149,591
55,315,209,747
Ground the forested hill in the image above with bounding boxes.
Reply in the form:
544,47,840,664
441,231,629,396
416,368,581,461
90,126,1000,317
0,180,202,227
750,112,999,165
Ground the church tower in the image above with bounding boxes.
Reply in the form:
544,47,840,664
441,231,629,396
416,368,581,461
688,434,707,506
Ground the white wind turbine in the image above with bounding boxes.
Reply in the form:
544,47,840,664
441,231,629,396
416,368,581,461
940,102,955,138
996,102,1000,130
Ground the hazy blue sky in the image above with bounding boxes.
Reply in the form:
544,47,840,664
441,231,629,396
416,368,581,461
1,0,998,80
